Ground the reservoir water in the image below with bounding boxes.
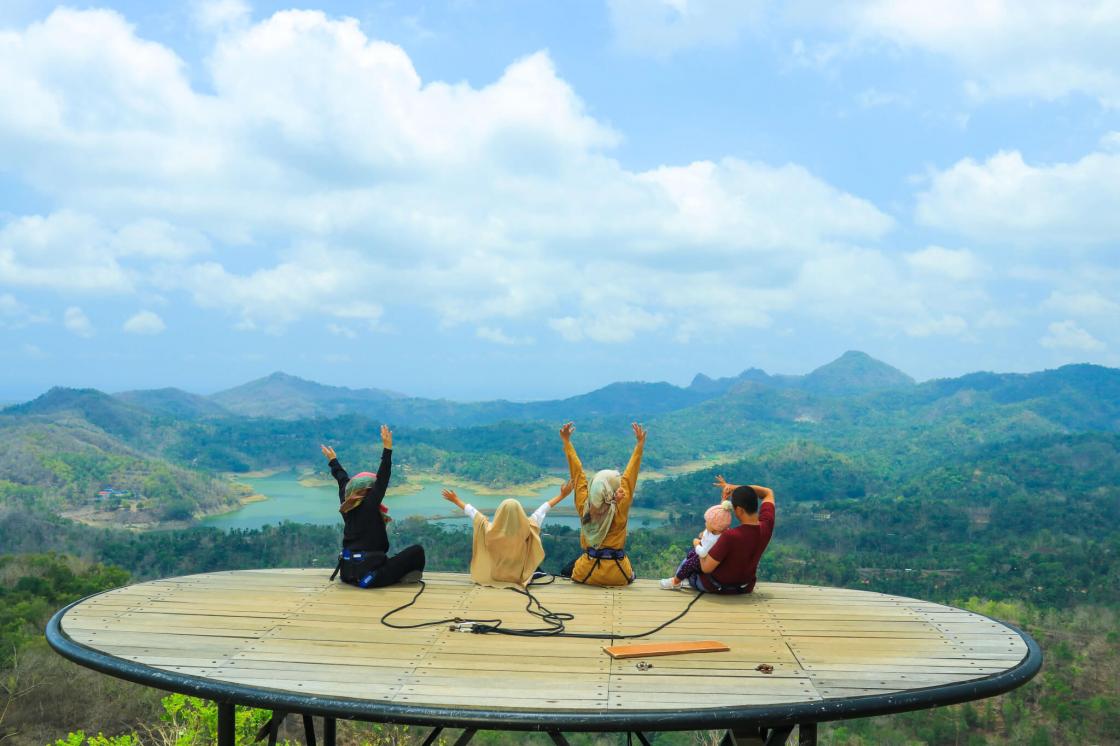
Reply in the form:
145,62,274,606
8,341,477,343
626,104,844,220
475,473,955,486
204,470,666,532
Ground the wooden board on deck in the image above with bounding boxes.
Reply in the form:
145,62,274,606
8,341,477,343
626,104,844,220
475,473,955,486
603,640,730,658
58,569,1031,714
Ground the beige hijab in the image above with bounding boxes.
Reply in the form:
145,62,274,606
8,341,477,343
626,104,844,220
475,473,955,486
582,469,621,549
470,498,546,587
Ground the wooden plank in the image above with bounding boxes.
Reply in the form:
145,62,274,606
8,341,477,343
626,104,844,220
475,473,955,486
604,640,730,659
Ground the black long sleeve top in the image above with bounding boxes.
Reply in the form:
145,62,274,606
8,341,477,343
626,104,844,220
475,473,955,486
330,449,392,552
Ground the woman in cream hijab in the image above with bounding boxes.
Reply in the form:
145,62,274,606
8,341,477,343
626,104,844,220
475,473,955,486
441,481,573,587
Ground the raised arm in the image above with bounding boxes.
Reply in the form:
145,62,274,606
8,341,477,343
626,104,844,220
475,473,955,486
559,422,590,515
546,480,574,509
368,426,393,506
322,444,350,502
752,484,775,505
620,423,646,499
441,488,466,511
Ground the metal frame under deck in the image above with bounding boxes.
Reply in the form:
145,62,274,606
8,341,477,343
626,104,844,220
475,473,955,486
47,595,1041,746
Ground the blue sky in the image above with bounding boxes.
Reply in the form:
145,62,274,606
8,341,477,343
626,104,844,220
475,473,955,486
1,0,1119,402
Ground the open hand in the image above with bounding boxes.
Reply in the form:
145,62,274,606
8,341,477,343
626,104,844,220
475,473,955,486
380,425,393,450
631,422,647,444
559,422,575,441
440,488,458,503
559,480,574,499
320,444,337,461
714,475,736,496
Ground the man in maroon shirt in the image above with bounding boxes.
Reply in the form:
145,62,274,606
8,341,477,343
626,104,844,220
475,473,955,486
694,479,776,593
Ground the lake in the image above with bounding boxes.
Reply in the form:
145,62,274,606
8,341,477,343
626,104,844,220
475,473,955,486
204,470,667,532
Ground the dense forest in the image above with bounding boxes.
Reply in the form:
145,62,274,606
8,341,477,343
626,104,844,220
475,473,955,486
1,355,1118,744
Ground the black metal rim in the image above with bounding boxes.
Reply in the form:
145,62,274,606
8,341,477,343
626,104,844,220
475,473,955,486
45,587,1043,732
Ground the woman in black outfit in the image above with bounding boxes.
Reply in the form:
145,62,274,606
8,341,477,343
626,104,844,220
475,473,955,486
321,425,425,587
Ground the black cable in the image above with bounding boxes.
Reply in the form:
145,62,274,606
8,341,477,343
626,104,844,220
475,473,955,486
379,574,707,640
379,580,502,630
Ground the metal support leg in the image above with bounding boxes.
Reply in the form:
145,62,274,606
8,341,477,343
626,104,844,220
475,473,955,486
763,725,794,746
323,718,336,746
302,714,317,746
547,731,571,746
421,727,444,746
797,723,817,746
452,729,477,746
722,728,762,745
631,733,653,746
217,703,235,746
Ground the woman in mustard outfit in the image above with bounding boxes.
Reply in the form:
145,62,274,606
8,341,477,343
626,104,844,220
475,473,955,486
559,420,646,586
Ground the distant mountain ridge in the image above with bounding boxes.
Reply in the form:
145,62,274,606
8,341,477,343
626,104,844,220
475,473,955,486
199,351,917,423
687,351,914,398
209,372,404,419
5,353,1117,438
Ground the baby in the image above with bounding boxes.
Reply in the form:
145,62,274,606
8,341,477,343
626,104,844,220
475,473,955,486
660,499,734,590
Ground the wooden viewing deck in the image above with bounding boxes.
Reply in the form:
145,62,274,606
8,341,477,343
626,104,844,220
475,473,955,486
48,569,1041,745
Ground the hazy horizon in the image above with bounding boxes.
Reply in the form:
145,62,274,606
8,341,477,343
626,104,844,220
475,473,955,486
2,350,1111,407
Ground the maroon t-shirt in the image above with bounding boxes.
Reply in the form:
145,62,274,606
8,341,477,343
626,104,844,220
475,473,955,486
699,501,775,593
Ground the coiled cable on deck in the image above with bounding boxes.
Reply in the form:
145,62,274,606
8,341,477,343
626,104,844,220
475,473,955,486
379,574,705,640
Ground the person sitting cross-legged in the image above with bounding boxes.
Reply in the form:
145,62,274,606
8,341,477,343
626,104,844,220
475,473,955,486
441,480,573,587
321,425,425,589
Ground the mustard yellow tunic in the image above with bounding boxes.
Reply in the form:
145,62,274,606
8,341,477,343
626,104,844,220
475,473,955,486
564,438,644,586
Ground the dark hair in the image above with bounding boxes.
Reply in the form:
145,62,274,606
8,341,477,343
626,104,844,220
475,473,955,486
731,485,759,515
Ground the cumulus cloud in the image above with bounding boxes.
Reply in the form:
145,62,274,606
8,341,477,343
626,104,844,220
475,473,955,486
905,246,984,281
122,310,166,335
0,212,132,293
0,7,910,342
1040,320,1106,351
169,247,384,333
836,0,1120,107
1043,290,1120,317
63,306,94,338
916,140,1120,246
476,326,533,345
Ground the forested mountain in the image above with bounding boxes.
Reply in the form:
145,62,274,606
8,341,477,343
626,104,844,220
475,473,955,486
114,387,231,420
2,355,1118,523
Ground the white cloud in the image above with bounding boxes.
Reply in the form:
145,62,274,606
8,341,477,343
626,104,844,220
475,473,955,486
607,0,766,56
193,0,251,32
0,293,47,328
123,310,166,335
840,0,1120,108
905,315,968,338
0,7,901,342
22,343,45,359
0,212,132,293
1040,320,1106,351
326,323,357,339
550,305,666,343
63,306,94,337
916,143,1120,246
905,246,984,281
1043,290,1120,317
171,250,383,332
857,88,909,109
476,326,533,345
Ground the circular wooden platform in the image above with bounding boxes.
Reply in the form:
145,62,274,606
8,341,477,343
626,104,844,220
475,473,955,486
47,569,1040,732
